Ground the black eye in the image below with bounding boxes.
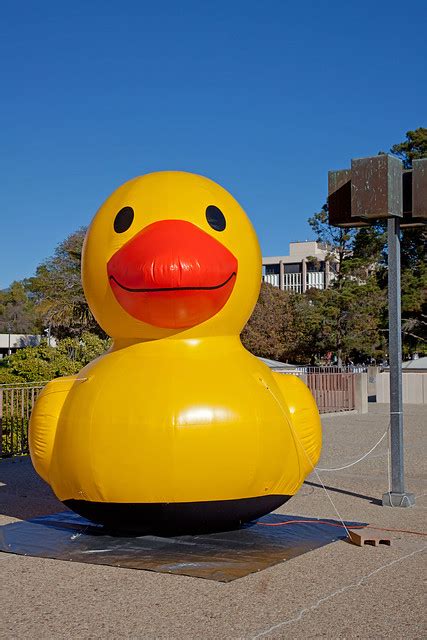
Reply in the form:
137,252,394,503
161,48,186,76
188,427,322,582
206,205,226,231
114,207,134,233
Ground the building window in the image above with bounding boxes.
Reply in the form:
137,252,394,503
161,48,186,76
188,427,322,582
265,264,280,275
284,264,300,274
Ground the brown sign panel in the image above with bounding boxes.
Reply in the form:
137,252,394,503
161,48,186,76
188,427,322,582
351,155,403,219
402,170,412,215
328,169,369,228
328,155,426,228
413,158,427,221
400,160,427,227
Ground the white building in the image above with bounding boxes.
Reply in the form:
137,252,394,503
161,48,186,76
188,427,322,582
0,334,48,358
262,241,336,293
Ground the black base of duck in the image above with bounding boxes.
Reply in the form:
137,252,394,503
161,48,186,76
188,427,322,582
64,494,291,534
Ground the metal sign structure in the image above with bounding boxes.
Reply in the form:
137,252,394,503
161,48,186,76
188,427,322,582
328,154,426,507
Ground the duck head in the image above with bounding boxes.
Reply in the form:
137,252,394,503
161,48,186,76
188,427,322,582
82,172,261,341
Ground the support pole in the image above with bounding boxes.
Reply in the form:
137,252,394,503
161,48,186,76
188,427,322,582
279,260,284,291
302,258,307,293
382,217,415,507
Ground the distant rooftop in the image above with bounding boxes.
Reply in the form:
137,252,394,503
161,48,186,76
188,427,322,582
291,240,331,250
262,240,334,265
258,357,298,370
402,356,427,370
0,334,41,349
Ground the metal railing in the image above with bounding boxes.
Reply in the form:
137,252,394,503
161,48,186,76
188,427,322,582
0,370,357,458
0,383,45,458
293,365,366,374
262,272,326,293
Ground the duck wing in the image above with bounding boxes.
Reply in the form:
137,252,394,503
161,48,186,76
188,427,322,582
29,376,77,482
272,373,322,478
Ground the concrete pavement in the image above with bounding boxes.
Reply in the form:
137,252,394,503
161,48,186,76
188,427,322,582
0,404,425,639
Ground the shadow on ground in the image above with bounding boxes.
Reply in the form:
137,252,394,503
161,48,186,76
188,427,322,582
0,457,65,521
304,480,383,506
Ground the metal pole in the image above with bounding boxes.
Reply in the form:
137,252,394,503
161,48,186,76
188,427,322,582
279,260,284,291
382,217,415,507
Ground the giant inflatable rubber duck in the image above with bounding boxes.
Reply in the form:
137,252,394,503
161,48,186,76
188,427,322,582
29,172,321,532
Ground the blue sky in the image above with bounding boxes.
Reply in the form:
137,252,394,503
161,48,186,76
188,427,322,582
1,0,426,288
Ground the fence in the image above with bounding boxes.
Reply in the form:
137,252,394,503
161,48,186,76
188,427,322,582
292,365,366,374
305,372,356,413
0,371,358,458
0,383,45,458
280,370,357,413
375,371,427,405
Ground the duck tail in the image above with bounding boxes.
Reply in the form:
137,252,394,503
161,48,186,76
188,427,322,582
272,373,322,478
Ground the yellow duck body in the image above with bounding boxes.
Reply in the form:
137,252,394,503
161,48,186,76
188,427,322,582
29,171,321,531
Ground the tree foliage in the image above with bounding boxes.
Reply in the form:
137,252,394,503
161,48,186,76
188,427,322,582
241,284,299,362
392,128,427,353
307,204,354,280
0,332,111,383
241,278,386,365
26,228,102,338
390,127,427,168
0,281,39,334
305,280,386,364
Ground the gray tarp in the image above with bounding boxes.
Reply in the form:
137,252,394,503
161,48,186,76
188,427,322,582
0,511,364,581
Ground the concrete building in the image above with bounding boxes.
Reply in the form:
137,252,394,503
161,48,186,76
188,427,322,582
0,334,42,358
262,241,336,293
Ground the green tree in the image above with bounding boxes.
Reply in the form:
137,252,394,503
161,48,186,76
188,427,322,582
391,128,427,355
0,281,39,334
307,199,387,364
390,127,427,168
26,228,103,338
241,284,325,365
305,280,386,366
308,204,354,281
241,283,297,361
399,237,426,355
285,293,323,364
0,332,111,383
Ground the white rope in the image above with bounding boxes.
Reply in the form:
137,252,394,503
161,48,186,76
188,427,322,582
266,384,351,537
0,381,50,387
310,467,351,537
293,436,352,537
0,377,88,388
316,424,390,472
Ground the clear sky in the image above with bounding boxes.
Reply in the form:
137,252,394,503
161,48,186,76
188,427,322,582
1,0,426,288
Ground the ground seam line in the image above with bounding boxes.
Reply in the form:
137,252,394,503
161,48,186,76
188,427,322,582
248,545,427,639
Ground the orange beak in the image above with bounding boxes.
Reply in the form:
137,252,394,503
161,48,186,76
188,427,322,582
107,220,238,329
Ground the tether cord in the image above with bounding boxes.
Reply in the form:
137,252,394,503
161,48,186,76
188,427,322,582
266,384,352,538
316,425,390,472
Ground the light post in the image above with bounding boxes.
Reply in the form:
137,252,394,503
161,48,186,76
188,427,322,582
44,326,51,347
7,323,12,355
382,215,414,506
328,155,426,507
